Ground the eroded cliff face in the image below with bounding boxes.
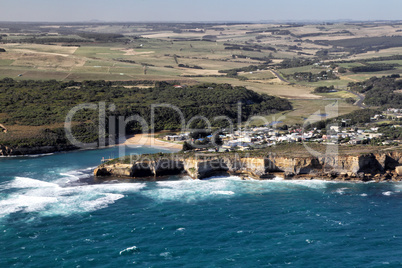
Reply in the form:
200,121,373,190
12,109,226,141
94,163,133,177
94,159,184,178
181,157,267,179
94,151,402,181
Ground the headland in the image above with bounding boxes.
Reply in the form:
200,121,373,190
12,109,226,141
94,144,402,182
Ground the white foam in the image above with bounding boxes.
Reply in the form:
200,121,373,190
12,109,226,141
0,153,54,158
83,183,146,193
83,166,98,171
0,176,146,218
59,167,94,182
119,246,139,255
360,193,368,197
56,167,96,185
335,188,349,195
160,252,172,258
383,191,393,196
287,179,332,189
60,172,81,179
9,177,60,189
143,178,237,202
143,176,336,202
39,183,145,216
0,173,354,218
211,191,235,195
80,193,125,212
392,183,402,190
0,194,59,217
26,153,54,158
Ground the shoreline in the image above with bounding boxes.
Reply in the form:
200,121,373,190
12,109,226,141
0,133,182,157
122,133,183,151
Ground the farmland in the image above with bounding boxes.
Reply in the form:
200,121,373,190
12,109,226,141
1,21,402,144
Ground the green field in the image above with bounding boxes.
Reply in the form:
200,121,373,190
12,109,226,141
315,90,357,99
294,79,351,89
279,66,325,75
1,21,402,138
249,99,359,126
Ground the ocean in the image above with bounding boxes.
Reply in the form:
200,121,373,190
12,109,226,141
1,146,402,267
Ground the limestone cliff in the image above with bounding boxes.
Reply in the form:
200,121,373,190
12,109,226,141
93,150,402,181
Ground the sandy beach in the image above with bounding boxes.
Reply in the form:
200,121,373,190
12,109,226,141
123,133,183,151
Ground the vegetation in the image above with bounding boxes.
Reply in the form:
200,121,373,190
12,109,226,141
0,79,292,147
77,33,126,42
278,58,318,69
224,43,276,53
345,97,356,104
348,75,402,107
349,63,398,73
219,64,270,78
333,55,402,64
377,124,402,140
316,36,402,54
307,109,381,130
291,71,338,82
314,85,336,93
178,64,203,69
0,124,98,148
2,22,402,152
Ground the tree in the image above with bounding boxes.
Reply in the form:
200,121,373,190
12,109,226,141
338,67,346,73
314,85,335,93
182,141,193,151
212,133,223,146
190,130,210,139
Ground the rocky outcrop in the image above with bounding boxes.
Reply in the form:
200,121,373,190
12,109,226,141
94,159,185,178
94,151,402,181
94,163,133,177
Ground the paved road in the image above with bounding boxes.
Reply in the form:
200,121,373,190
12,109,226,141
268,68,290,83
345,89,366,108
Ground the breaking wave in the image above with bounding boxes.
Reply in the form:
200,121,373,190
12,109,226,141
0,176,145,219
2,171,395,219
140,176,332,203
119,246,140,255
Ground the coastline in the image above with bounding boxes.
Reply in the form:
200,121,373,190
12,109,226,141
94,150,402,182
0,133,182,157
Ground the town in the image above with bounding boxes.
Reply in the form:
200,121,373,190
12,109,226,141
162,108,402,152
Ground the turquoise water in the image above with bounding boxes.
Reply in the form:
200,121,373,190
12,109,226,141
1,147,402,267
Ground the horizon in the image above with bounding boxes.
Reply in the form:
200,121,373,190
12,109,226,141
1,19,402,24
1,0,401,23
